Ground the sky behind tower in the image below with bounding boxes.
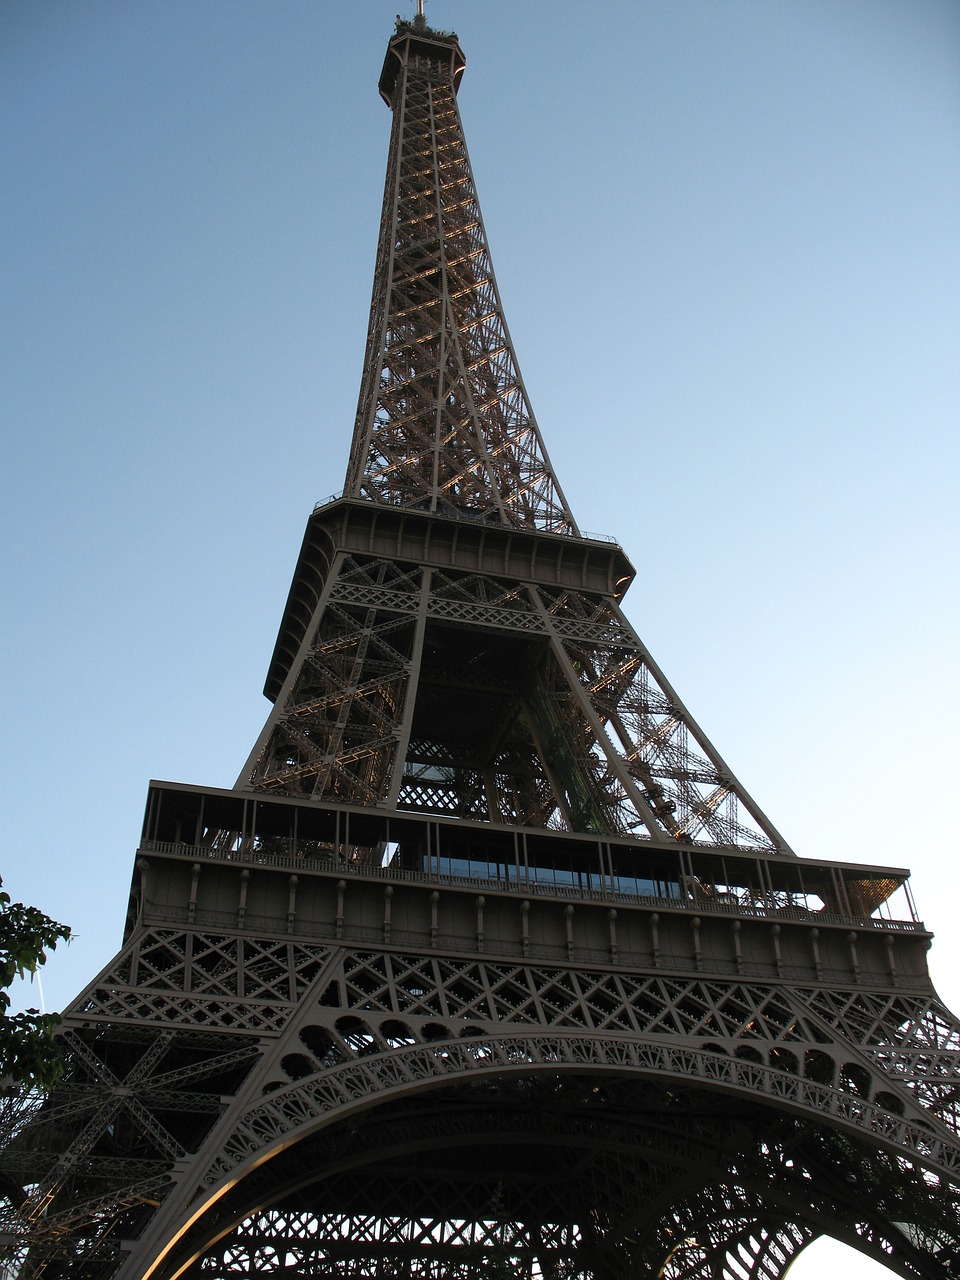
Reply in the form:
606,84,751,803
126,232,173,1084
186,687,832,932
2,4,959,1275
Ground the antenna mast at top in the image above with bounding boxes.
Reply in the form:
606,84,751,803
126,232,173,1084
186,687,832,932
415,0,426,27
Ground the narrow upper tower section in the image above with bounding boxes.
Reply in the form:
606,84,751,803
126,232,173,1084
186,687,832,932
344,19,578,535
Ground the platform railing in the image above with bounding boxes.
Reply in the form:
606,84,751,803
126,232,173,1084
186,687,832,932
137,838,923,933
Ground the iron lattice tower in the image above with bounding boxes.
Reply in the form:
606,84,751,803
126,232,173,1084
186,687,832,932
4,17,960,1280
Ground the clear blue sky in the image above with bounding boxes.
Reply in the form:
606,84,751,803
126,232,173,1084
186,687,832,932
3,3,958,1275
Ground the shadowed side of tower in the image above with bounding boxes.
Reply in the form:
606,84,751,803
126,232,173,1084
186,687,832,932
2,16,960,1280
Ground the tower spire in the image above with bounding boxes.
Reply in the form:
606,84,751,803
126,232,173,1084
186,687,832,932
347,19,578,535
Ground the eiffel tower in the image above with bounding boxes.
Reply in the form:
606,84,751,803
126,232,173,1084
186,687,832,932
4,12,960,1280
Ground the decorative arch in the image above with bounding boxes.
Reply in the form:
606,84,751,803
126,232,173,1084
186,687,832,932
132,1030,960,1280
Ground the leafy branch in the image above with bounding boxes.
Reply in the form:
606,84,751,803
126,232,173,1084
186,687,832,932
0,880,72,1088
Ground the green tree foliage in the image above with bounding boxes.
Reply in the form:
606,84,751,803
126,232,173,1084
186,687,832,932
0,879,71,1087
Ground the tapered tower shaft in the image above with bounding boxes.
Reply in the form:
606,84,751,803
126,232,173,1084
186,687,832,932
239,20,791,853
346,21,576,533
